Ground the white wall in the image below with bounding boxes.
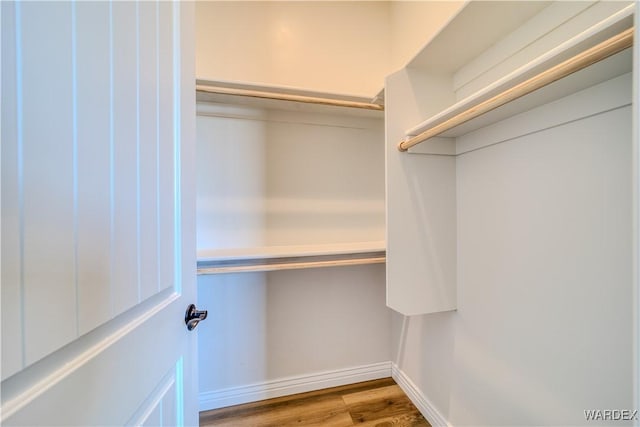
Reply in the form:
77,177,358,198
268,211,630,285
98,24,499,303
196,105,386,249
195,1,465,98
198,264,390,409
196,1,391,98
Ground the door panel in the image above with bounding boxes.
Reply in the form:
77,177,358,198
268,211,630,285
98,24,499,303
75,0,112,336
138,0,160,302
1,1,197,425
21,0,77,366
112,0,140,316
158,0,177,294
1,0,22,378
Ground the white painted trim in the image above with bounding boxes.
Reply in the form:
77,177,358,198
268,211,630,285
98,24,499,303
126,368,176,426
198,361,391,411
391,363,451,427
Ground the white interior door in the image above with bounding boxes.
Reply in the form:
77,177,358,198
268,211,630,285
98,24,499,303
1,1,198,425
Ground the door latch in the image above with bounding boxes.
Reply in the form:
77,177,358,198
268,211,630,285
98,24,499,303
185,304,208,331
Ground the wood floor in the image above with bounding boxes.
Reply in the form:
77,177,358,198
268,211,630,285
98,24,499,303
199,378,430,427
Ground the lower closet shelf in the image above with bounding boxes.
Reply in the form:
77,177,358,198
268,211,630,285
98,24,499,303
197,242,386,274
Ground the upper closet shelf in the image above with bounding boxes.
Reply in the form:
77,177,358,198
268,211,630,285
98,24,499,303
197,241,386,275
196,80,384,118
407,1,551,74
400,3,634,153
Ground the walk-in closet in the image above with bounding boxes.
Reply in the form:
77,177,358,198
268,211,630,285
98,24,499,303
1,1,637,425
194,1,638,426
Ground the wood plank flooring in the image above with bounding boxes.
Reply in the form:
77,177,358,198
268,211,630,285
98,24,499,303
199,378,431,427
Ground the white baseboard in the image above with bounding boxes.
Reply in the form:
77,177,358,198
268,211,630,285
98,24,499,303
391,362,450,427
199,361,392,412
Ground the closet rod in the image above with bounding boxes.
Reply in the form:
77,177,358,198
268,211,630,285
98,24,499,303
196,84,384,111
398,27,634,152
198,255,386,275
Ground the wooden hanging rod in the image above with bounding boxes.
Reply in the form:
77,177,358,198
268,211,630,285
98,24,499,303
197,251,386,274
196,84,384,111
398,27,634,152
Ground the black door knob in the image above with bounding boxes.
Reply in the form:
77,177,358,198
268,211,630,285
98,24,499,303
185,304,208,331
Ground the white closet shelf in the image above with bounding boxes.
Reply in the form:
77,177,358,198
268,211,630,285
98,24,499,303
407,1,551,74
196,79,384,118
401,3,634,153
197,241,386,274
